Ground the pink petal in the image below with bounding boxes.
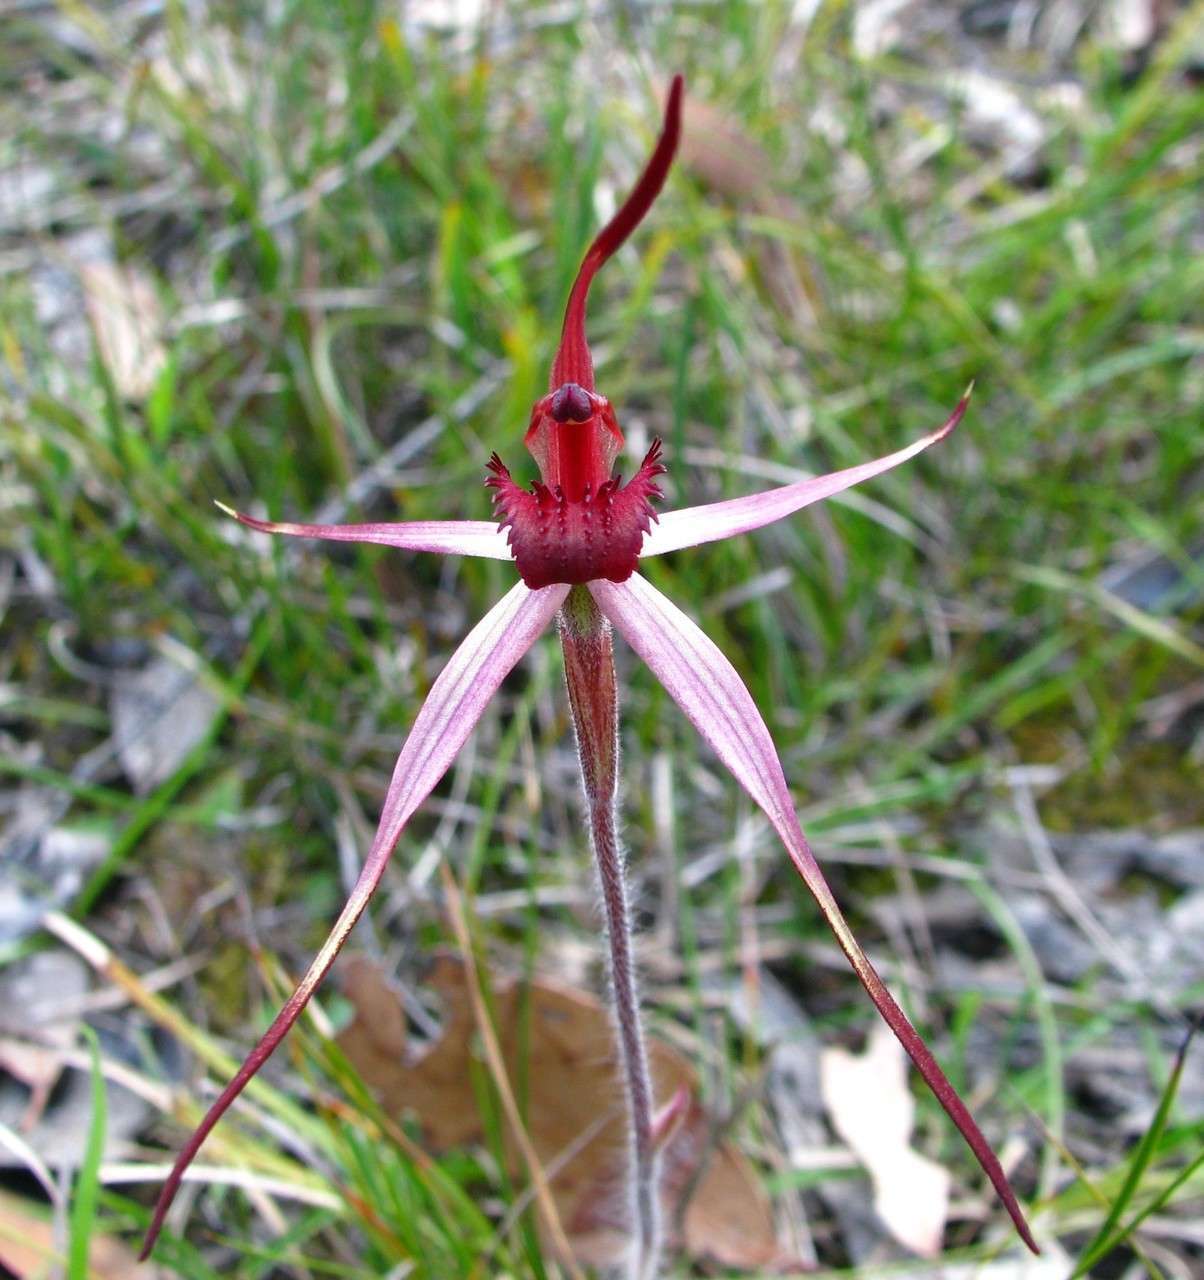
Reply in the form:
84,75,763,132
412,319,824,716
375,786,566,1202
589,572,1038,1255
140,579,567,1258
217,502,514,560
640,391,969,558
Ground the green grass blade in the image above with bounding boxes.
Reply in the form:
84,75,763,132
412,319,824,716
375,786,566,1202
67,1026,107,1280
1071,1018,1200,1276
1100,1143,1204,1262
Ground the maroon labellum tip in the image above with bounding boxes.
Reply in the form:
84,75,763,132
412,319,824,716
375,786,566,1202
487,442,666,589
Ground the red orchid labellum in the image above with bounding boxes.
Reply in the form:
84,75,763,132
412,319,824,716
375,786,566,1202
141,75,1037,1267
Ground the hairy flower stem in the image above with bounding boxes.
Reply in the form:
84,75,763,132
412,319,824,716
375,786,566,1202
559,585,661,1280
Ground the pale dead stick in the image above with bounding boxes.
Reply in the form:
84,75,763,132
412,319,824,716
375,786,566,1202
440,862,587,1280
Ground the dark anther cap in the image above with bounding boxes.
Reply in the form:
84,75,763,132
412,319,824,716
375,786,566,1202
550,382,593,423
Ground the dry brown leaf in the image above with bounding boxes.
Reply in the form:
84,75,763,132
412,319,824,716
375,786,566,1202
820,1023,951,1257
0,1187,163,1279
675,88,818,328
0,1038,65,1133
338,954,800,1272
678,94,774,209
0,951,86,1133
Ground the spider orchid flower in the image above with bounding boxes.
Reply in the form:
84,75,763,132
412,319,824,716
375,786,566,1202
142,75,1038,1269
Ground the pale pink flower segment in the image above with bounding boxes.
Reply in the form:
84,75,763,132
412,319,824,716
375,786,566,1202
141,75,1037,1259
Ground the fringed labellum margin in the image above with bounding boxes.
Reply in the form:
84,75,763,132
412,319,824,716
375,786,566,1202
487,439,666,590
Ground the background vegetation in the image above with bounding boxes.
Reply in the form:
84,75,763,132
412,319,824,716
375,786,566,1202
2,1,1201,1276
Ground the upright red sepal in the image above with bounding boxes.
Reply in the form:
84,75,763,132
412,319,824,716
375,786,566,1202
551,75,683,393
